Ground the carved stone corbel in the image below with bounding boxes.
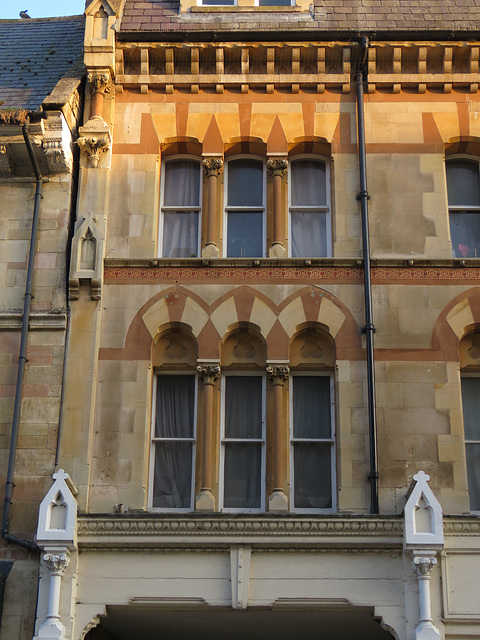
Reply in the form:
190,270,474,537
76,133,110,168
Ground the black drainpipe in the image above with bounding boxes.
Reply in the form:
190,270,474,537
356,37,379,515
1,115,44,553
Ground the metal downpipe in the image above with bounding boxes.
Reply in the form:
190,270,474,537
1,120,43,553
356,37,379,515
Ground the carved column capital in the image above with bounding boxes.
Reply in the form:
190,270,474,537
412,555,437,577
202,158,224,177
266,365,290,386
267,158,288,178
88,72,112,96
197,364,221,385
43,550,70,577
76,135,110,168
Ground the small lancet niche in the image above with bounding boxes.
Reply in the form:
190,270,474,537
414,495,433,534
93,5,109,40
80,229,96,271
36,469,78,546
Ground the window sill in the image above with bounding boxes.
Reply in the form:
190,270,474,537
190,5,302,12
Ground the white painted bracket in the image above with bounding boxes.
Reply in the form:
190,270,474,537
404,471,444,640
404,470,444,550
36,469,78,549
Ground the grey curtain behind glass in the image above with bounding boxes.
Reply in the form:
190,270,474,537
153,375,194,508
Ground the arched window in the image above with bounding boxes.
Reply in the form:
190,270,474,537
220,329,267,511
289,157,331,258
289,328,336,512
459,331,480,511
159,158,202,258
150,329,198,511
447,159,480,258
224,158,266,258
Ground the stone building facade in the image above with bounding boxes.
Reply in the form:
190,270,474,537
22,1,480,639
0,15,85,640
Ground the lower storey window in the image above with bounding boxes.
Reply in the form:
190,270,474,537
221,375,265,511
151,374,196,510
291,375,334,511
461,376,480,511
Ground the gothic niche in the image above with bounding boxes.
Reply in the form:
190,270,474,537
80,229,96,271
221,328,266,369
290,326,334,369
93,5,108,40
153,328,198,369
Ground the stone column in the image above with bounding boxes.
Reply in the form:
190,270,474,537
267,158,288,257
34,549,70,640
202,158,223,258
88,71,111,120
266,364,289,511
196,363,220,510
411,554,441,640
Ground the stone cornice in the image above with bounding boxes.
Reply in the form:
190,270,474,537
115,41,479,94
0,312,66,331
77,515,404,549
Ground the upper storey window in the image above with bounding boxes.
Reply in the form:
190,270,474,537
289,158,331,258
224,158,265,258
460,376,480,511
160,159,201,258
447,159,480,259
257,0,293,4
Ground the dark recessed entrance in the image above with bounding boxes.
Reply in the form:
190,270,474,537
85,606,397,640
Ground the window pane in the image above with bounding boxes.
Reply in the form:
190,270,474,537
164,160,200,207
447,161,480,207
291,211,327,257
162,211,199,258
294,443,332,509
202,0,235,4
293,376,331,439
153,442,193,508
259,0,292,4
461,378,480,440
291,160,326,207
466,443,480,511
225,376,263,438
449,212,480,258
224,443,262,508
155,375,195,439
227,211,263,257
228,159,263,207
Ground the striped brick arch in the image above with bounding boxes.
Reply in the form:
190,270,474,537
118,285,359,362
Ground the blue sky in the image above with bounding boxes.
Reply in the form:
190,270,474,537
1,0,86,19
